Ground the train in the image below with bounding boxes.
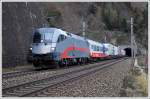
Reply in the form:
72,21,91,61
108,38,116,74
29,27,125,69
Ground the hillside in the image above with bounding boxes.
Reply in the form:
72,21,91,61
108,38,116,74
2,2,148,67
2,2,49,67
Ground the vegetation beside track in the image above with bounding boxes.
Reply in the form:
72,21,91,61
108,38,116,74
120,57,148,97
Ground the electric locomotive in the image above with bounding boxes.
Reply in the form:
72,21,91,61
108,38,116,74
31,28,89,69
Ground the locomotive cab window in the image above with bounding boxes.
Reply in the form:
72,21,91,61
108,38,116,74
57,35,67,43
33,32,41,43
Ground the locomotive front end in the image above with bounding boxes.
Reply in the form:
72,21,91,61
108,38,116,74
31,28,57,67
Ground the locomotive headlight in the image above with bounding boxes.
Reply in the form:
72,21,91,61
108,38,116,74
51,47,55,51
41,40,43,43
30,47,32,50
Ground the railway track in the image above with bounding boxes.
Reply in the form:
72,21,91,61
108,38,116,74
3,65,75,79
2,63,102,79
3,69,35,79
3,58,123,89
3,57,128,97
2,58,121,79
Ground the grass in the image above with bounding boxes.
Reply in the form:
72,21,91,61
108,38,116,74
2,67,17,73
137,56,148,74
135,73,148,96
120,66,148,97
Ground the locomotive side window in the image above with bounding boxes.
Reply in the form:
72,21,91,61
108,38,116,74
33,32,41,43
57,35,67,43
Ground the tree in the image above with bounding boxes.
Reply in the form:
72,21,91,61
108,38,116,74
120,18,129,32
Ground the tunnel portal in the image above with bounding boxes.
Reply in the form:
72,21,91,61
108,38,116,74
124,48,132,57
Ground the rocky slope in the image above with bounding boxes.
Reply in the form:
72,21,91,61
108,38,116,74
2,2,48,67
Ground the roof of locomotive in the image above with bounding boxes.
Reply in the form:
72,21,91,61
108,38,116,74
36,28,87,40
35,28,67,36
68,33,86,41
36,28,58,33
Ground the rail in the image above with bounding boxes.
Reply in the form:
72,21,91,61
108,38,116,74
3,57,128,97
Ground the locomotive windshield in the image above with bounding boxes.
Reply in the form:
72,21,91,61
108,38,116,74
33,32,41,43
33,31,54,43
44,33,53,42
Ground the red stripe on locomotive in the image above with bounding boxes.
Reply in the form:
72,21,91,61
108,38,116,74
61,45,89,59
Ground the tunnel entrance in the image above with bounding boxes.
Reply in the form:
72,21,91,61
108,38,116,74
124,48,132,57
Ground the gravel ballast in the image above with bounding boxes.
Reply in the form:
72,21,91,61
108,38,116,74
31,58,131,97
2,60,116,89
